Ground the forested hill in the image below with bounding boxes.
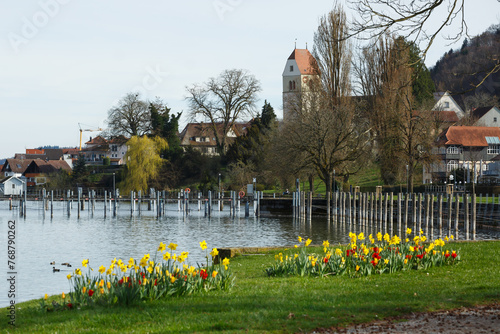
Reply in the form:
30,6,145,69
430,24,500,109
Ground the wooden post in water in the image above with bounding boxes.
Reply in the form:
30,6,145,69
308,192,313,220
104,191,107,218
447,193,452,237
42,188,46,219
383,193,388,232
77,188,81,219
404,193,409,232
472,194,476,240
454,193,459,239
397,193,402,235
438,194,443,238
50,190,54,218
465,194,469,240
430,194,434,240
347,192,352,226
138,191,142,215
327,191,331,220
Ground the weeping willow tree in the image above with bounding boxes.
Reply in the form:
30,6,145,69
120,136,169,193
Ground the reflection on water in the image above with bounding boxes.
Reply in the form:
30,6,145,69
1,199,499,307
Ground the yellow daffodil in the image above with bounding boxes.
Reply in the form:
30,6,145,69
168,243,177,250
298,236,303,243
210,248,219,257
358,232,365,240
111,257,117,265
100,288,104,294
147,266,153,274
66,274,72,280
163,252,171,261
305,238,312,247
106,268,112,275
355,265,360,271
450,235,454,240
335,248,342,256
170,276,176,284
44,293,48,300
383,233,390,242
294,245,298,248
172,254,177,261
75,268,82,276
128,257,135,266
384,259,389,264
82,259,89,267
199,240,207,250
406,228,412,235
98,265,106,274
323,240,330,248
158,242,166,252
409,246,415,252
377,232,382,241
294,254,299,259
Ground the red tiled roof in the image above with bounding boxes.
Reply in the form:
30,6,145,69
445,126,500,147
438,110,459,123
288,49,320,75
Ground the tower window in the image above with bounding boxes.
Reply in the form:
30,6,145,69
293,81,296,90
289,81,293,91
290,65,294,72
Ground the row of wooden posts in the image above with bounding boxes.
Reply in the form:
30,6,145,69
293,191,479,240
12,189,264,219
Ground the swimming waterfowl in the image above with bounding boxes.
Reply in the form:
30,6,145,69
50,261,55,265
52,267,60,272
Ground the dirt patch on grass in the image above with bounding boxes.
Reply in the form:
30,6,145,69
313,303,500,333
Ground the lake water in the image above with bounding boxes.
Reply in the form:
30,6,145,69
1,199,499,307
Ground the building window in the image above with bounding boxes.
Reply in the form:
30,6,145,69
290,65,294,72
446,146,461,154
447,160,458,171
488,145,500,154
289,81,293,90
293,81,296,90
494,117,498,122
444,102,450,108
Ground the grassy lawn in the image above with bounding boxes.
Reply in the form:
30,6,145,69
2,241,499,333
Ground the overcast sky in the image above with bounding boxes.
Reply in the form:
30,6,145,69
1,0,499,158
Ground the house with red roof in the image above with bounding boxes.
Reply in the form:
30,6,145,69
179,122,250,156
424,126,500,184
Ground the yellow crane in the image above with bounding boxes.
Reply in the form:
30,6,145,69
79,123,103,150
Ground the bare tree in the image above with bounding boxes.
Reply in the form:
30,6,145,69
280,4,370,194
106,92,151,137
355,35,435,191
186,69,261,154
347,0,500,93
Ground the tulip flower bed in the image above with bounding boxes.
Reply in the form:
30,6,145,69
42,241,233,311
265,229,460,277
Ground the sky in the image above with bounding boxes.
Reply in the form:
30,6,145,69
1,0,499,159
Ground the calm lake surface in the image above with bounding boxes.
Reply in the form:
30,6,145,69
1,199,499,307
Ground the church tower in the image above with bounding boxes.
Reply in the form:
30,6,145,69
282,48,320,122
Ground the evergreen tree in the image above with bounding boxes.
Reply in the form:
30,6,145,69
406,39,435,106
72,154,87,183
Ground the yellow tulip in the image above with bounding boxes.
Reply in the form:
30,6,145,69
82,286,86,294
107,281,111,289
212,271,218,278
44,293,48,300
170,276,176,284
61,292,65,300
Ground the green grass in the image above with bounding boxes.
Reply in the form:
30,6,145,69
2,241,499,333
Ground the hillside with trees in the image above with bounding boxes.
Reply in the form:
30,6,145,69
430,24,500,109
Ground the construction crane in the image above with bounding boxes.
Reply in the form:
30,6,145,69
79,123,103,150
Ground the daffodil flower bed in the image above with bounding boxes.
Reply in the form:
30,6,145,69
47,241,234,310
265,229,460,278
